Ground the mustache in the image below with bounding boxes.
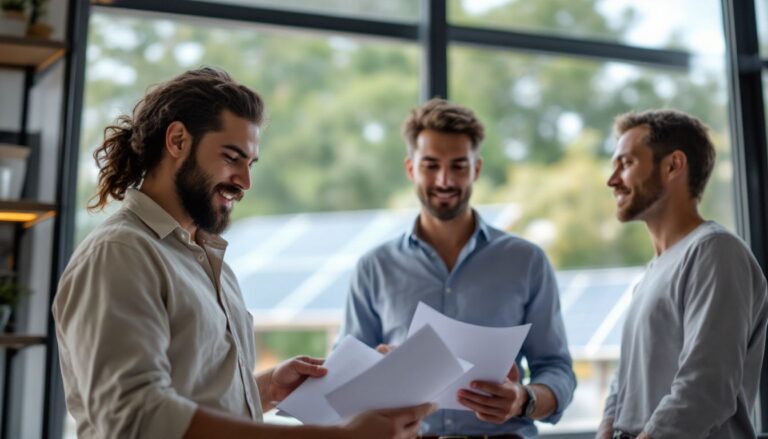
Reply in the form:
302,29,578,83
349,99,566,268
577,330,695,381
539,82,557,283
428,187,460,195
215,183,244,202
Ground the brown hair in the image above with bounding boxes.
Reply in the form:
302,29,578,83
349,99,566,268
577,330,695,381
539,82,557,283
88,67,265,211
402,98,485,155
614,109,715,200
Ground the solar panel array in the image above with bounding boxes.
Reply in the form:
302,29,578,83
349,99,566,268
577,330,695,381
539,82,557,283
224,206,643,360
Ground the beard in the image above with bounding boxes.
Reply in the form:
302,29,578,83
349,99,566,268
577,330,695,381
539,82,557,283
175,151,237,235
417,185,473,221
617,166,664,222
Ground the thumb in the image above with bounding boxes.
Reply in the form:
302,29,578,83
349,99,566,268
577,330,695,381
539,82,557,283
507,363,520,382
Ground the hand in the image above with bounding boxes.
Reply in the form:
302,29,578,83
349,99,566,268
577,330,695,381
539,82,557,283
457,362,526,424
595,418,613,439
341,403,437,439
267,356,327,403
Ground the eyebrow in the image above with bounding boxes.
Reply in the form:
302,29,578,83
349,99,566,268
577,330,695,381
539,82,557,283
421,156,470,163
223,144,258,166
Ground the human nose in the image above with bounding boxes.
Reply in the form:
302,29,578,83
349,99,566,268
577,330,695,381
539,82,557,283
436,168,452,187
606,168,619,188
234,163,251,190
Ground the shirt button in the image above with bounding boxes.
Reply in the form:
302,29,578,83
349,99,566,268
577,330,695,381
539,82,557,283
445,418,453,426
197,255,204,262
445,287,452,293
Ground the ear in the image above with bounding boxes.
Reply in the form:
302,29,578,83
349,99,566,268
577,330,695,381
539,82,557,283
473,155,483,182
164,121,192,160
404,155,415,182
666,150,687,179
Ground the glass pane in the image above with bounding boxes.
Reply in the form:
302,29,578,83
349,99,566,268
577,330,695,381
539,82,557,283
448,0,724,53
189,0,419,22
759,0,768,56
77,11,420,241
449,45,733,433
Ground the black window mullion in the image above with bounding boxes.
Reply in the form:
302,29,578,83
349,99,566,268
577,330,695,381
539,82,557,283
722,0,768,431
420,0,448,101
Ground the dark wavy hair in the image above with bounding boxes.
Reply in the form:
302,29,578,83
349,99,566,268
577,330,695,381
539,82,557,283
88,67,265,211
614,109,715,200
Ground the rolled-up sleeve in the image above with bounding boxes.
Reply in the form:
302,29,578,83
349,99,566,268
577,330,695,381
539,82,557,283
339,256,383,347
522,248,577,423
53,241,197,439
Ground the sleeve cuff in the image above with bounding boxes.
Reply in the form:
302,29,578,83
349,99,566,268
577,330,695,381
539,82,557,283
530,370,576,423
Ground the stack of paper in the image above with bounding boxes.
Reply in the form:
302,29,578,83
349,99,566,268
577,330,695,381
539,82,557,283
277,302,531,425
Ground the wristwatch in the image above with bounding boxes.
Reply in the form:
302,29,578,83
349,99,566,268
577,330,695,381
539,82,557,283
522,385,537,418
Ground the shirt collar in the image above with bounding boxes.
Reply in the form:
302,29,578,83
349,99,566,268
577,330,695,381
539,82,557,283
123,188,184,240
405,209,491,247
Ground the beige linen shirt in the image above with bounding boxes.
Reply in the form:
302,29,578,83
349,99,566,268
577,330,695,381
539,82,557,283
53,189,263,439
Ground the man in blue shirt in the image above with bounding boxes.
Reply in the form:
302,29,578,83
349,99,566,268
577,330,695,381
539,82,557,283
340,99,576,438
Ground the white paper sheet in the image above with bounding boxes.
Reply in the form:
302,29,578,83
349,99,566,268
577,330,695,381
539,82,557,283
276,335,383,425
325,324,470,419
407,302,531,410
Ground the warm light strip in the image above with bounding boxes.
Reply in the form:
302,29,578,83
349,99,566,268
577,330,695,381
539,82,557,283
0,212,38,222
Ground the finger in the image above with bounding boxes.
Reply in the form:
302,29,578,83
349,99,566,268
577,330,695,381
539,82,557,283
469,380,514,398
375,344,392,354
294,356,325,366
457,394,507,417
457,389,508,409
292,360,328,377
474,411,506,424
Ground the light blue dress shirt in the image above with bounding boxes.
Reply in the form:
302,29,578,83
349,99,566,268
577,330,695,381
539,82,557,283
340,212,576,437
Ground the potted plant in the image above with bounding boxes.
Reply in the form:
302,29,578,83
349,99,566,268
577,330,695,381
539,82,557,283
0,0,28,37
0,276,29,333
27,0,51,39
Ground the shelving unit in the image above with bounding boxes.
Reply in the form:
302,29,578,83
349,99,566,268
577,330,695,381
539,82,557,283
0,31,69,439
0,335,45,350
0,201,56,228
0,36,66,72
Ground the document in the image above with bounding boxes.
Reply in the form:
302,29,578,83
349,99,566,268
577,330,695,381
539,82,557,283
276,335,383,425
408,302,531,410
326,324,471,419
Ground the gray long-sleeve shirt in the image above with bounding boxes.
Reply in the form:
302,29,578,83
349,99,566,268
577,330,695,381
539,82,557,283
604,221,768,438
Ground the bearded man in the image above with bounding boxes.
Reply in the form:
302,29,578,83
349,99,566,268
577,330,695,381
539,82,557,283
53,68,434,439
597,110,768,439
339,98,576,438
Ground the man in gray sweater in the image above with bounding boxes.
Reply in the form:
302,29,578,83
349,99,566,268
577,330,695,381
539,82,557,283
596,109,768,439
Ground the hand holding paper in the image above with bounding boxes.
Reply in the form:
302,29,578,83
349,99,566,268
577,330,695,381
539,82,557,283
407,302,531,411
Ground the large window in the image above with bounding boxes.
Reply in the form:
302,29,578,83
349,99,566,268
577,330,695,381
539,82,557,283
72,1,738,437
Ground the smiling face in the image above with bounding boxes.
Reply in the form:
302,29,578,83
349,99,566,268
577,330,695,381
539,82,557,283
175,110,259,234
607,125,665,222
406,129,482,221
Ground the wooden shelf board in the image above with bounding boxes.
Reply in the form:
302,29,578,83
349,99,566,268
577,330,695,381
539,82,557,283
0,35,66,71
0,200,57,227
0,334,46,349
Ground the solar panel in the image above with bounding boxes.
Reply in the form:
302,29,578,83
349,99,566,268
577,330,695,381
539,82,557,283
224,207,644,359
